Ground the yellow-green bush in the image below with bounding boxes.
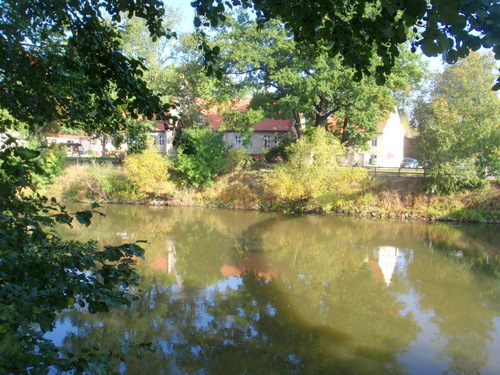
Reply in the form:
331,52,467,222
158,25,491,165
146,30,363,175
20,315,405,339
226,147,253,172
266,127,370,206
124,146,174,195
55,163,139,202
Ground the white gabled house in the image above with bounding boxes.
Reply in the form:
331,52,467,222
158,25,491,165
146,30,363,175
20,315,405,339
152,121,177,156
346,111,405,167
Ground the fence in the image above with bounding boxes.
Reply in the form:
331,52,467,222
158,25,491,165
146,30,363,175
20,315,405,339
364,165,428,177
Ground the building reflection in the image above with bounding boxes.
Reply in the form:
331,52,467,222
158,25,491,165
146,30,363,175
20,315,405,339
366,246,399,285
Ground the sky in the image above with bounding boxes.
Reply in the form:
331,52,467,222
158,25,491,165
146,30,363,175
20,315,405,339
168,0,196,33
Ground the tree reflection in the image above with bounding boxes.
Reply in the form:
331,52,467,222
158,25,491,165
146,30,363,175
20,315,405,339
407,238,499,374
52,205,500,374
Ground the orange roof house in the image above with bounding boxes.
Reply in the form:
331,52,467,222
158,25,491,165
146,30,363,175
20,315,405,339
151,98,295,156
205,98,295,156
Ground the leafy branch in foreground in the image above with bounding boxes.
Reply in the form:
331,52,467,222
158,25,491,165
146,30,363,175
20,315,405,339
0,140,147,373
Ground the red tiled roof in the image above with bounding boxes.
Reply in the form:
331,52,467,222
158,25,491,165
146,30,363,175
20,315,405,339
378,117,390,133
207,98,293,132
155,121,170,131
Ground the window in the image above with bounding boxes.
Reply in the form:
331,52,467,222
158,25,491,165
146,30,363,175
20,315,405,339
158,134,165,146
371,139,378,147
264,135,271,148
274,136,279,147
235,135,242,147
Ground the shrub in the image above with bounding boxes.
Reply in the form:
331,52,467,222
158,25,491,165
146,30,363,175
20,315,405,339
263,133,296,162
124,146,174,195
426,161,484,194
175,128,227,187
226,147,253,172
57,163,138,202
266,127,370,206
32,144,66,187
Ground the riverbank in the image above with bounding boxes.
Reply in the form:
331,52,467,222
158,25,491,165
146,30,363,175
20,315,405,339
49,164,500,224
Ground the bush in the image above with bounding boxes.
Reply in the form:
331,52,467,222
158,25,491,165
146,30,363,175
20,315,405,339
32,144,66,187
124,146,174,195
175,128,227,187
266,127,370,207
57,163,138,202
0,143,145,373
263,133,296,162
226,147,253,172
426,161,484,194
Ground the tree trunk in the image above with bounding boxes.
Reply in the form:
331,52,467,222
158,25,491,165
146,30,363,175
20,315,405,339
293,110,303,139
314,94,329,129
101,134,107,157
340,117,349,145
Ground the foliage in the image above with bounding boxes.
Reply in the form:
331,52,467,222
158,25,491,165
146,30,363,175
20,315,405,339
175,128,227,187
162,33,245,128
263,133,297,162
120,10,181,100
0,0,174,135
124,144,174,195
57,162,138,202
219,107,265,145
413,52,500,193
0,141,147,373
266,127,370,207
193,0,500,89
209,14,425,147
226,147,253,172
30,144,67,188
426,161,487,194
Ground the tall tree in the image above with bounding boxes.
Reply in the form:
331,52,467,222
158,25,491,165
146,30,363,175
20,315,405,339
413,52,500,192
120,8,182,100
212,15,425,147
0,0,172,372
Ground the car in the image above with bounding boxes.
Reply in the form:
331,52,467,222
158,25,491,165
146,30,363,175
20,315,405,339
400,158,419,169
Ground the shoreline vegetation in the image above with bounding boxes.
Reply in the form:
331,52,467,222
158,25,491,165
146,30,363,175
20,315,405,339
48,162,500,224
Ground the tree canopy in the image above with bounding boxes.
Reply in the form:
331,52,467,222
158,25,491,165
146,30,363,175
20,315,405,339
0,0,173,137
206,14,425,147
192,0,500,89
413,51,500,192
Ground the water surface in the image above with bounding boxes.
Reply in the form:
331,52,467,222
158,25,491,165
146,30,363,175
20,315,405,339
49,205,500,374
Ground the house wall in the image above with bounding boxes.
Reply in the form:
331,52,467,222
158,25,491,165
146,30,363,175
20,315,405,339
224,131,286,155
345,112,405,167
46,134,133,156
380,112,405,167
153,130,176,156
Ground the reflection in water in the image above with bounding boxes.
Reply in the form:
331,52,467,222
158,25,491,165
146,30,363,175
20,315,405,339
367,246,400,286
49,205,500,374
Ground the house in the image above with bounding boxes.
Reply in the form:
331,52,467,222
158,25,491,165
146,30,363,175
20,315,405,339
345,111,405,167
153,98,295,156
152,121,177,156
45,134,91,155
206,99,295,156
45,134,126,156
152,99,403,164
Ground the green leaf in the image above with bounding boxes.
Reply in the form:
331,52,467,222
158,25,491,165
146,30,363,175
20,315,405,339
76,210,93,227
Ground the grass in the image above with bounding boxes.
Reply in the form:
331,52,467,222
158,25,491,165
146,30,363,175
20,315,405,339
49,164,500,223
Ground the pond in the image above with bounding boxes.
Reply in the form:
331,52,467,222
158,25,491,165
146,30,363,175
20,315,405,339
48,204,500,374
